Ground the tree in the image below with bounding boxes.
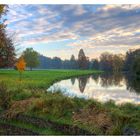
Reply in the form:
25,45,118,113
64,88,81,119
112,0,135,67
0,5,15,68
99,52,113,71
112,54,124,73
78,49,88,69
133,55,140,76
99,52,124,73
90,59,99,70
70,54,78,69
124,50,135,72
124,48,140,73
23,48,39,70
52,57,62,69
16,56,26,80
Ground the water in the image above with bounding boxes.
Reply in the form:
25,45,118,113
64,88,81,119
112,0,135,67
47,73,140,104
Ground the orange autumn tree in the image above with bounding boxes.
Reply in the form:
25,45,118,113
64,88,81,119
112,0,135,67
16,56,26,80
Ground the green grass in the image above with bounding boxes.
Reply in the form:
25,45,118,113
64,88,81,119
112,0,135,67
0,69,140,135
0,69,101,90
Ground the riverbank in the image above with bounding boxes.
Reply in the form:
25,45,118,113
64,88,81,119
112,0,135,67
0,70,140,135
0,70,100,135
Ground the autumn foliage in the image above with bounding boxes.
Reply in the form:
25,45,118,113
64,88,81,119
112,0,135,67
16,56,26,80
16,57,26,72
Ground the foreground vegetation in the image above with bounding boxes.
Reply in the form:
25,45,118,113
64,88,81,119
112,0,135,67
0,70,140,135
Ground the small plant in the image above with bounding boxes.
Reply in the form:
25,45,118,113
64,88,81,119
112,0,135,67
16,56,26,81
0,81,11,110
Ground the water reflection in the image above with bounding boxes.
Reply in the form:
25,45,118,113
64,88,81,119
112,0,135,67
78,76,90,93
125,74,140,94
47,73,140,104
71,78,76,85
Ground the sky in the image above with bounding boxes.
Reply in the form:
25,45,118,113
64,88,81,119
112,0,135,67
4,4,140,60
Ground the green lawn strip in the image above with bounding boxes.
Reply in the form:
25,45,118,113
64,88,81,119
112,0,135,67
0,70,102,90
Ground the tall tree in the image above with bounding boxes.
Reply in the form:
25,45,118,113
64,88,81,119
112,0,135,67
23,48,39,70
0,5,15,68
78,49,88,69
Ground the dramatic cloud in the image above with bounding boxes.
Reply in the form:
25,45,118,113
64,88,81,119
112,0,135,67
5,4,140,59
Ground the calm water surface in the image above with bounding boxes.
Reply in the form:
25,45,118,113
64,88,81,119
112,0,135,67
47,73,140,104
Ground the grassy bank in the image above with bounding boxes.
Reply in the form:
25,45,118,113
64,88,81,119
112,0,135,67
0,69,101,90
0,69,140,135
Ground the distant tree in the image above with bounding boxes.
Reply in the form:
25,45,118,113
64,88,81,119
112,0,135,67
16,56,26,80
99,52,113,71
38,54,51,69
38,54,47,69
0,5,15,68
90,59,99,70
112,54,124,72
52,57,62,69
78,49,88,69
62,59,71,69
70,54,78,69
23,48,39,70
99,52,124,72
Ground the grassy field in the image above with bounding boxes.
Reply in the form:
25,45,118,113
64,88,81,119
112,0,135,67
0,69,100,89
0,69,140,135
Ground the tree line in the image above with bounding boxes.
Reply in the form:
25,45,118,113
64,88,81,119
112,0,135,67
20,47,140,77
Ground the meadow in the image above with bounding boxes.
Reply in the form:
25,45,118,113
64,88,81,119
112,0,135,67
0,70,140,135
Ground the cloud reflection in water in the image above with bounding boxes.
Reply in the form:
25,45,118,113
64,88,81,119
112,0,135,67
47,73,140,104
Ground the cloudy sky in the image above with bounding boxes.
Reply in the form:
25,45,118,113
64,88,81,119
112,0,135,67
5,4,140,59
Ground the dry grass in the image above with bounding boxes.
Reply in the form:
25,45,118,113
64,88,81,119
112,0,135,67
3,97,37,119
73,104,113,133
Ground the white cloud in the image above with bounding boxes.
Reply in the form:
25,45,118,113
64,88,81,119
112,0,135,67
5,4,140,59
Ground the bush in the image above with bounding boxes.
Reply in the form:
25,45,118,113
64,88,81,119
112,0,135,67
0,81,11,110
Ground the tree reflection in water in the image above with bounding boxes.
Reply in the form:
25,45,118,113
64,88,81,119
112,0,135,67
73,73,140,95
124,73,140,94
99,73,124,88
71,78,76,85
78,76,90,93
